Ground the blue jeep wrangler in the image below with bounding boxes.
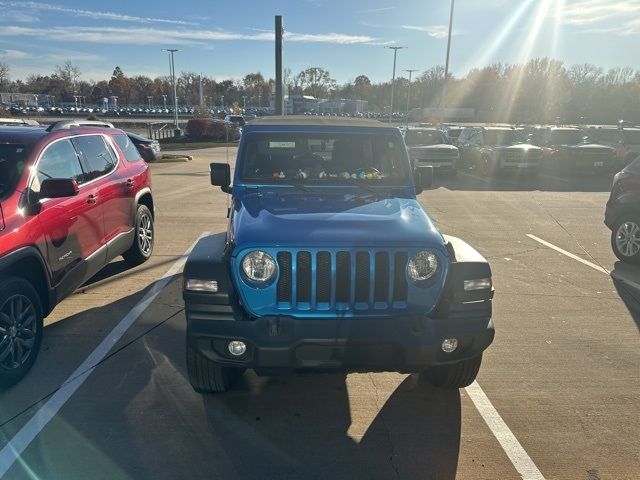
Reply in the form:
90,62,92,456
183,117,494,393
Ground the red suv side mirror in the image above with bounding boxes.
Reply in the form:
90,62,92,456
40,178,79,199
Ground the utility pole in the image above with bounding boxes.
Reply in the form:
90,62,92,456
162,48,180,129
440,0,455,125
385,46,405,123
199,73,204,109
275,15,284,115
404,69,418,123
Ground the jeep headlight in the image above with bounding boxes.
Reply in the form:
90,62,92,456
241,250,277,284
407,251,439,282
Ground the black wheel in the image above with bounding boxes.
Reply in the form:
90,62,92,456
123,204,154,266
611,215,640,263
422,354,483,389
186,343,244,393
0,277,43,388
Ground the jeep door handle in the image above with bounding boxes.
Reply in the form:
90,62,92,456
87,194,98,204
126,179,135,188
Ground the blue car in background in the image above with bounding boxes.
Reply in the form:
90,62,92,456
182,116,495,393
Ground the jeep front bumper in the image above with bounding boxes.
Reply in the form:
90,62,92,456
187,312,494,373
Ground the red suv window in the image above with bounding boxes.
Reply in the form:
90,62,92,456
72,135,117,181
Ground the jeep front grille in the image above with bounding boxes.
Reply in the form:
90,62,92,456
276,249,409,310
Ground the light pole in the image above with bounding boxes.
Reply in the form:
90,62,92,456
385,46,406,123
221,95,224,109
242,95,247,111
162,48,181,129
162,94,167,110
258,94,261,108
404,69,418,123
147,95,153,108
440,0,455,124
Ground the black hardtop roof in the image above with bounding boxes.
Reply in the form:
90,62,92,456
247,115,391,129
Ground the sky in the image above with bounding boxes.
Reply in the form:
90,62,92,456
0,0,639,84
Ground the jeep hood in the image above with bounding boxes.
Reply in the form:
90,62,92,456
231,194,444,249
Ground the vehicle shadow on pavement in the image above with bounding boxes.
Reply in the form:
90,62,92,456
610,262,640,332
0,279,461,480
202,372,462,480
432,169,613,192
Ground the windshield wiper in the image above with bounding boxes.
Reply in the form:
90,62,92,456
340,179,387,197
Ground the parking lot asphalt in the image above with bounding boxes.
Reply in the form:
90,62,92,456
0,148,638,480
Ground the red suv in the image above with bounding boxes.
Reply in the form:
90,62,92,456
0,120,155,387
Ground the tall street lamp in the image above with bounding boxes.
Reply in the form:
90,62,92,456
162,94,167,109
147,95,153,108
385,46,406,123
440,0,456,124
403,69,418,123
162,48,181,129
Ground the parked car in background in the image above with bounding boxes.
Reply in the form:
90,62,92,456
457,126,542,175
587,126,640,169
605,156,640,262
224,115,246,127
442,125,464,145
126,132,162,162
529,126,617,174
402,127,459,176
185,118,240,141
0,120,155,387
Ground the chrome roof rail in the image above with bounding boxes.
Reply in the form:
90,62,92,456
46,119,115,132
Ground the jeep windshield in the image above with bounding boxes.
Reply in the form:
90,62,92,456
405,130,447,146
484,129,520,146
239,132,410,186
0,144,28,198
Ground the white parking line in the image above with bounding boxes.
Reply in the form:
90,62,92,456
526,234,609,274
466,382,545,480
0,233,209,478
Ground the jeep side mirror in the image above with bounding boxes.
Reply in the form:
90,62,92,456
39,178,79,199
414,165,434,194
210,162,231,193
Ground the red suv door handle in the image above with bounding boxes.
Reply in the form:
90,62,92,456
126,179,135,188
87,194,98,204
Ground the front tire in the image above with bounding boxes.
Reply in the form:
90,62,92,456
611,215,640,263
422,354,483,389
0,277,44,388
186,344,244,393
123,204,154,266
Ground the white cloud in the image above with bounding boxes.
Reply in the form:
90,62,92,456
401,25,455,39
0,49,29,58
561,0,640,34
0,1,199,26
359,6,396,13
0,26,376,46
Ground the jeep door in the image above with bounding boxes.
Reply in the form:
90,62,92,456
71,135,132,253
31,137,106,297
